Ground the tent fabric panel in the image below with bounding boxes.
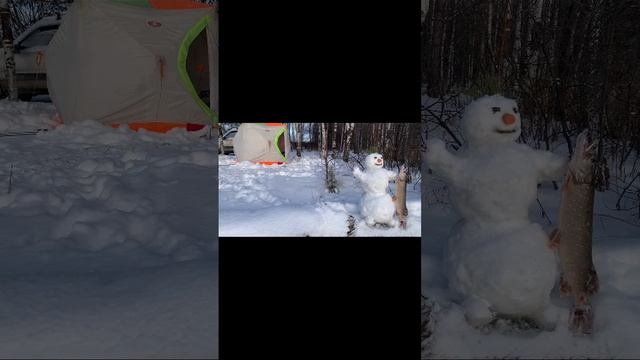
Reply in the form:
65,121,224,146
48,0,159,124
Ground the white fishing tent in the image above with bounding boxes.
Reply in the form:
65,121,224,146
46,0,218,132
233,123,291,164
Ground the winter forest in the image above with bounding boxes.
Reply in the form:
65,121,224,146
289,123,421,169
218,122,422,237
422,0,640,196
221,122,421,168
0,0,217,47
422,0,640,358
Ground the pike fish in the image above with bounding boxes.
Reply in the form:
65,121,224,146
549,130,599,335
395,165,409,229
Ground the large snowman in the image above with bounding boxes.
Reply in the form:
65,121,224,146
426,95,567,329
353,153,398,227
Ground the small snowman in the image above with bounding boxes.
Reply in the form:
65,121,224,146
353,153,397,227
426,95,567,329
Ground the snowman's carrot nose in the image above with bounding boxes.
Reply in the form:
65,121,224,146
502,113,516,125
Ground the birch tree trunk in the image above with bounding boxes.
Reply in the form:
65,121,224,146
342,123,354,162
320,123,328,161
331,122,338,156
0,0,17,101
296,123,303,157
320,122,329,185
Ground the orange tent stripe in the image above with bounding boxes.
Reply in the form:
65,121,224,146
110,122,205,133
149,0,212,9
255,161,286,165
264,123,284,126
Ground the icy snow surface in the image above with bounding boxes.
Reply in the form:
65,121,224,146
423,158,640,358
0,101,217,358
219,152,421,237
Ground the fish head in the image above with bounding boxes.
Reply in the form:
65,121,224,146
462,95,522,146
569,129,597,183
398,164,408,180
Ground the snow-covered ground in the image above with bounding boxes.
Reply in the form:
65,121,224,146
0,100,218,358
219,152,421,237
422,158,640,358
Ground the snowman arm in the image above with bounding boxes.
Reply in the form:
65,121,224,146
533,150,568,182
426,139,463,181
353,167,364,182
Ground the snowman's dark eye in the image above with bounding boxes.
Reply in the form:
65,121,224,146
492,107,501,113
513,107,519,114
374,157,377,159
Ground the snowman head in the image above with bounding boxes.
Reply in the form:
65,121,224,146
462,95,521,146
365,153,384,170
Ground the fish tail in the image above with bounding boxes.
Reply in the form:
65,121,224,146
569,298,593,335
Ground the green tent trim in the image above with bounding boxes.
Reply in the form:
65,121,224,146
177,15,218,124
274,127,287,162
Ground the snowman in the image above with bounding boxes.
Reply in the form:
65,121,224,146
426,95,567,329
353,153,398,227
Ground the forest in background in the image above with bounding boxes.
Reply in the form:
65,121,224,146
422,0,640,219
292,123,421,169
221,122,421,194
0,0,217,36
221,122,421,170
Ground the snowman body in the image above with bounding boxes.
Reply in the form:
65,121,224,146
353,153,397,227
427,95,567,327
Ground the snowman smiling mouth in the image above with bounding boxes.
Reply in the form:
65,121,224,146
496,128,517,134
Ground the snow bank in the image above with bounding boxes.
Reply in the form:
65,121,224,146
0,99,57,131
0,100,217,357
0,121,215,260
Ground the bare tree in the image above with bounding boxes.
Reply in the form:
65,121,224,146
320,123,338,193
342,123,354,162
422,0,640,216
331,122,338,156
320,123,328,160
296,123,303,157
0,0,17,100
